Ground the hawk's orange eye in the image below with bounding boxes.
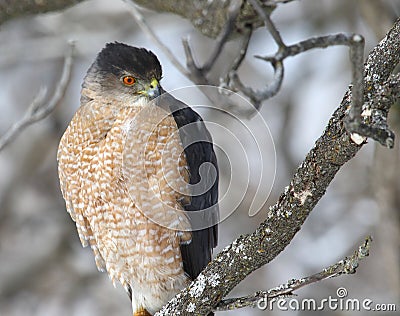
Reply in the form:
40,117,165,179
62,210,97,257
122,76,136,86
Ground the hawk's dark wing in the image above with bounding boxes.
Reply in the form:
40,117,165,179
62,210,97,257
158,92,219,280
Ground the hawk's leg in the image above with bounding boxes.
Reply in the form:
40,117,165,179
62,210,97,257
134,307,151,316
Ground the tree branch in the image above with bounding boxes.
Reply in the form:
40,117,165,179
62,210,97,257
130,0,283,39
346,72,399,148
128,0,377,126
215,236,372,311
231,5,367,110
181,0,242,83
0,0,295,41
0,0,84,25
201,1,243,73
155,18,400,316
0,41,75,152
248,0,286,47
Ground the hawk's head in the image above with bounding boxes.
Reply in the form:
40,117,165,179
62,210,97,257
83,42,163,103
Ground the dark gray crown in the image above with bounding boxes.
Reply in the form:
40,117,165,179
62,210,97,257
95,42,162,80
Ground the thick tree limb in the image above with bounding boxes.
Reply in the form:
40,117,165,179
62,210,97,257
155,18,400,316
130,0,281,39
0,0,293,39
0,0,84,25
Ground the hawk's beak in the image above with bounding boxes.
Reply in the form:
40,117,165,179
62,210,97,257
143,78,161,99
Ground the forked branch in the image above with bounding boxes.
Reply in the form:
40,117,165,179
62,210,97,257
215,236,372,311
129,0,396,146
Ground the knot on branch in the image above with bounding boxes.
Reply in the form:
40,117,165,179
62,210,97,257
345,73,400,148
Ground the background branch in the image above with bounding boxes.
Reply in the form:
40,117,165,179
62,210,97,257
0,41,74,152
0,0,84,25
155,18,400,315
248,0,286,47
0,0,295,39
229,20,367,111
129,0,279,39
128,0,379,127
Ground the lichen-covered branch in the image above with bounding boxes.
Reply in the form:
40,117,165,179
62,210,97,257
0,0,291,39
0,41,74,152
346,72,399,148
155,18,400,316
0,0,84,25
130,0,280,39
215,236,372,311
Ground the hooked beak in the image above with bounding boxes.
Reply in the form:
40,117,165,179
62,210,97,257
140,78,161,99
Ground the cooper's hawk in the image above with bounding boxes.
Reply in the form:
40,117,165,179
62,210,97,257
57,42,219,316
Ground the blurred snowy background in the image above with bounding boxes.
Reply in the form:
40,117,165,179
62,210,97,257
0,0,399,315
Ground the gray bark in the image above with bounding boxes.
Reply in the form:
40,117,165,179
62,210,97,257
155,18,400,315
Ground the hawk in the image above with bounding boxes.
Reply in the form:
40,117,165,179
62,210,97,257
57,42,219,316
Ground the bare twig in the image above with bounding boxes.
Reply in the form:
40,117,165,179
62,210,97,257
344,34,369,144
255,33,358,60
220,1,370,124
263,0,296,4
229,59,284,109
234,28,367,108
122,0,190,77
248,0,286,48
229,27,252,73
198,1,242,73
348,34,365,117
181,0,242,83
220,26,252,98
182,39,205,84
215,236,372,311
0,41,75,152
